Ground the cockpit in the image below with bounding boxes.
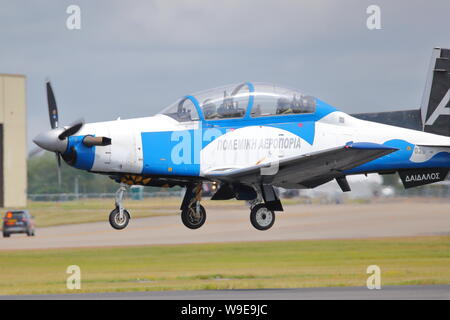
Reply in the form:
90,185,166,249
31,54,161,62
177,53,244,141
160,82,317,122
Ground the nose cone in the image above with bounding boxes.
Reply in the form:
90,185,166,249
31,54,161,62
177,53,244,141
33,129,68,153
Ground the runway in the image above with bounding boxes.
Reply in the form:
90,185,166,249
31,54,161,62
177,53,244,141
1,200,449,250
2,285,449,300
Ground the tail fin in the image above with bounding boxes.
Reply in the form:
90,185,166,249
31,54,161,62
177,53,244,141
421,47,450,136
352,47,450,135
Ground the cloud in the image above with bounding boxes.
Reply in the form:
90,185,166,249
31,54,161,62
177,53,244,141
1,0,450,149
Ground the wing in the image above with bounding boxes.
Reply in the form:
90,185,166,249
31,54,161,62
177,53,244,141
204,142,398,187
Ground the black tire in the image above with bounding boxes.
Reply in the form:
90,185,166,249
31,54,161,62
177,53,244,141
109,207,130,230
3,232,10,238
250,204,275,231
181,204,206,229
27,229,35,237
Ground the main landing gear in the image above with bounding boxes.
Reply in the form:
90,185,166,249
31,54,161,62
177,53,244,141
246,185,279,231
109,183,131,230
180,183,206,229
180,183,283,231
250,204,275,231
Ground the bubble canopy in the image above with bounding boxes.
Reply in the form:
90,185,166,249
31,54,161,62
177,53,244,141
160,82,317,122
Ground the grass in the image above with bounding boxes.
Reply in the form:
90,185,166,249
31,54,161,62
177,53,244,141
0,236,449,295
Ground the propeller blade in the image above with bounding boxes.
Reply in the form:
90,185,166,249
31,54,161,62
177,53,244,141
55,152,61,186
28,147,43,158
46,81,59,129
58,121,84,140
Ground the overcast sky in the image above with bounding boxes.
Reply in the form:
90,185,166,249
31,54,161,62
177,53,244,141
1,0,450,149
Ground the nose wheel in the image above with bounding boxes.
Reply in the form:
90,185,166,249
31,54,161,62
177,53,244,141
180,183,207,229
109,207,130,230
250,204,275,231
109,183,131,230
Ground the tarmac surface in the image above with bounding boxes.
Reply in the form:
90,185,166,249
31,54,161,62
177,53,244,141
2,285,449,300
0,200,449,250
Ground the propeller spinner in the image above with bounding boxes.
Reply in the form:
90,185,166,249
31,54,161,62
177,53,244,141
34,81,111,185
33,81,84,185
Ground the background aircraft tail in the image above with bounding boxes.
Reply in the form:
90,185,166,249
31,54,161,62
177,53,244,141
353,47,450,137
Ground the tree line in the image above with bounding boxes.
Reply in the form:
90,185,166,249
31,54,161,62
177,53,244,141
28,152,119,194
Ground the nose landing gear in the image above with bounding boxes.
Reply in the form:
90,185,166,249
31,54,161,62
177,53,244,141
180,183,206,229
109,207,130,230
109,183,130,230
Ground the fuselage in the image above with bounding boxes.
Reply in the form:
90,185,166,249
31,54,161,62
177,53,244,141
63,97,450,187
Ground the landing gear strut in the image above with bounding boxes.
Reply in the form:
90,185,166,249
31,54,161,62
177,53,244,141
180,183,206,229
109,183,130,230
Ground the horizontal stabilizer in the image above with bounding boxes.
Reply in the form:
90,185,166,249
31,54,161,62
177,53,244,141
352,109,422,131
416,143,450,148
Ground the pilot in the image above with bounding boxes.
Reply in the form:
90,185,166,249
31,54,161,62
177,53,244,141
218,91,235,118
251,104,262,116
202,99,217,119
276,97,292,114
179,107,192,121
290,95,303,113
236,101,246,117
